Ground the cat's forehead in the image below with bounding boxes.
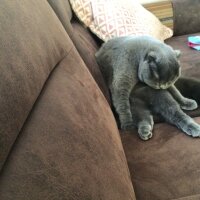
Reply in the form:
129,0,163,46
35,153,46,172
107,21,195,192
156,49,179,65
158,61,180,81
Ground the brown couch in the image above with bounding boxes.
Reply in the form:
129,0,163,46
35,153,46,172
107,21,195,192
0,0,200,199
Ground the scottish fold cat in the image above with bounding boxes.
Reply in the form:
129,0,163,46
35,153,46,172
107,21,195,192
96,35,197,130
130,81,200,140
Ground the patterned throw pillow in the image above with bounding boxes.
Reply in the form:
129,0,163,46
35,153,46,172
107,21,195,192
69,0,173,41
69,0,93,26
89,0,173,41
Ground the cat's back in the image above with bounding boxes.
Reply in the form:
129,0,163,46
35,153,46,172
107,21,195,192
95,35,165,65
95,35,170,84
95,36,139,82
95,36,130,65
96,35,145,56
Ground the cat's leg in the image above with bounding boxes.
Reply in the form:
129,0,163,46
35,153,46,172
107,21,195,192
110,86,134,130
168,84,197,110
165,108,200,137
111,75,137,130
131,98,154,140
155,93,200,137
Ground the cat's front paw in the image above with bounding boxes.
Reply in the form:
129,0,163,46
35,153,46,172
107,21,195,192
121,121,135,130
181,98,198,111
138,125,153,141
184,123,200,137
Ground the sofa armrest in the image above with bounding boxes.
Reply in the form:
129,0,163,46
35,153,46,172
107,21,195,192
172,0,200,36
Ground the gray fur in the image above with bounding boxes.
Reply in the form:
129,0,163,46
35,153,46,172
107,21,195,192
130,83,200,140
96,35,197,130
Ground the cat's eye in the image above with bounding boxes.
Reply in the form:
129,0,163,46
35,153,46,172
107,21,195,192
149,62,159,80
147,52,157,63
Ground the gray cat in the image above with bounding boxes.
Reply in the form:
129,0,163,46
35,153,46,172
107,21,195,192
95,35,197,130
130,82,200,140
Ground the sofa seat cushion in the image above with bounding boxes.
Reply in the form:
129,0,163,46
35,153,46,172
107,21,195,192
165,33,200,118
0,47,136,200
120,117,200,200
165,33,200,79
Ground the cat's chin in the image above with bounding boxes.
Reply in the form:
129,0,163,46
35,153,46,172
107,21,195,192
152,86,161,90
146,84,171,90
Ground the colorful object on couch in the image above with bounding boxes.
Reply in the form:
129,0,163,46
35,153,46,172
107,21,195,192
188,36,200,51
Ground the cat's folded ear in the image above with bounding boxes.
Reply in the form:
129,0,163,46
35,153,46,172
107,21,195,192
174,50,181,58
147,51,157,63
147,52,159,80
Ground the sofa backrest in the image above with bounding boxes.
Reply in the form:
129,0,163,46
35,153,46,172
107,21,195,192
172,0,200,36
48,0,111,104
0,0,73,170
0,1,137,199
47,0,74,38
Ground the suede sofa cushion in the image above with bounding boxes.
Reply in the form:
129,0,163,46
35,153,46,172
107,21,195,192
165,32,200,118
121,117,200,200
71,21,111,104
0,47,136,200
0,0,71,171
47,0,74,39
165,33,200,79
172,0,200,36
48,0,111,103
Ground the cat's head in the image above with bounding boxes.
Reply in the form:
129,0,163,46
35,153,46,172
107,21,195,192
138,48,181,89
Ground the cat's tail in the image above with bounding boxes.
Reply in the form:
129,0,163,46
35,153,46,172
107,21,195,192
175,77,200,104
175,77,200,117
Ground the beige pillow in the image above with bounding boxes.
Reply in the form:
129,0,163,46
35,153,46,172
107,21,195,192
69,0,93,26
70,0,173,41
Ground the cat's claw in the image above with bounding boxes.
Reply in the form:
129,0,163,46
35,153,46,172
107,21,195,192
181,99,198,111
138,126,153,141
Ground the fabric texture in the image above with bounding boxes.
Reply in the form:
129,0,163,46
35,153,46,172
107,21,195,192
172,0,200,36
69,0,93,26
1,0,200,199
47,0,74,38
71,21,111,103
121,117,200,200
165,33,200,118
48,0,111,103
89,0,173,41
0,47,136,200
165,33,200,80
0,0,71,171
